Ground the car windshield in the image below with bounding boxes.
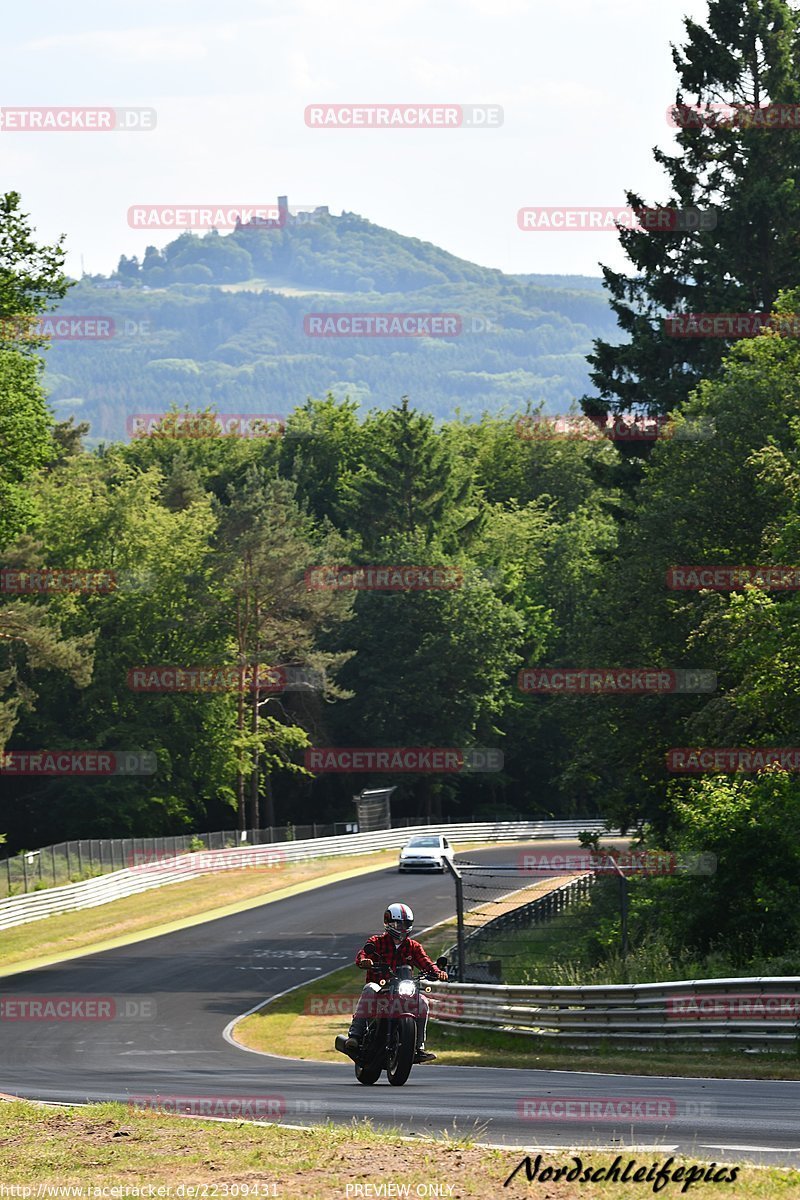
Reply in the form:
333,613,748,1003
407,837,441,847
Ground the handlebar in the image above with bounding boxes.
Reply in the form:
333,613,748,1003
361,960,447,981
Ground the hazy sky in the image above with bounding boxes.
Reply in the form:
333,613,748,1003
2,0,709,280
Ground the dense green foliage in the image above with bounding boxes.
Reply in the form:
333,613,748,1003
5,0,800,976
585,0,800,419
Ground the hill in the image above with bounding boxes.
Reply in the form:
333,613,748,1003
42,206,619,441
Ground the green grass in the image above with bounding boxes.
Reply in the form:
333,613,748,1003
0,851,398,971
0,1100,797,1198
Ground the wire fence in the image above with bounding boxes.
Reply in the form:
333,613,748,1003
1,815,565,898
0,818,426,898
446,859,606,981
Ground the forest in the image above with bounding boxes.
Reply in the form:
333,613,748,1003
4,0,800,974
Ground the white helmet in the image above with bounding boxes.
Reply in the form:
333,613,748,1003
384,902,414,943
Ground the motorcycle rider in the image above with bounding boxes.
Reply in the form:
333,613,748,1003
344,902,448,1063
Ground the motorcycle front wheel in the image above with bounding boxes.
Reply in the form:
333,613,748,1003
386,1018,415,1086
355,1023,385,1085
355,1061,382,1085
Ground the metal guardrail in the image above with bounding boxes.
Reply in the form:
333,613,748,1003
0,820,402,896
448,873,595,977
0,819,611,931
427,977,800,1046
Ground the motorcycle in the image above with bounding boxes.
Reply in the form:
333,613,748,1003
335,948,449,1086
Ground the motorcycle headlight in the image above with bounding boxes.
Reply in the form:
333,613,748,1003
397,980,416,996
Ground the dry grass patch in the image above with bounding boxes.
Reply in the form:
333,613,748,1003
0,1102,795,1199
0,852,397,971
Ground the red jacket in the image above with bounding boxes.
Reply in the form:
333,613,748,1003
356,932,442,985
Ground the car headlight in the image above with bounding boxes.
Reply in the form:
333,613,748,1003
397,981,416,996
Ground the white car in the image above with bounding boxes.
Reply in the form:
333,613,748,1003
397,834,455,873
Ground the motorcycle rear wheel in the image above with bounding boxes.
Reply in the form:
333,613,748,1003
386,1018,415,1086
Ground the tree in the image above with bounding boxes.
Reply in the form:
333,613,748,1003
583,0,800,420
115,254,140,282
328,551,524,822
0,191,71,353
279,394,366,526
567,297,800,830
0,351,54,547
661,769,800,961
0,602,94,754
213,469,354,829
341,396,476,552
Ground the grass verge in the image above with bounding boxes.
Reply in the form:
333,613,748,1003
234,928,800,1080
0,851,398,973
0,837,543,975
0,1101,796,1199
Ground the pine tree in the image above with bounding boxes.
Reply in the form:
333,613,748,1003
342,396,474,551
584,0,800,420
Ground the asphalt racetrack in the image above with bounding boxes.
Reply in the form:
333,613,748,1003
1,842,799,1166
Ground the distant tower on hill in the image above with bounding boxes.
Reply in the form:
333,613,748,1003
235,196,331,231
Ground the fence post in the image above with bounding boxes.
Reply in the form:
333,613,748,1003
443,857,465,983
6,856,11,895
51,845,57,886
22,854,28,893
